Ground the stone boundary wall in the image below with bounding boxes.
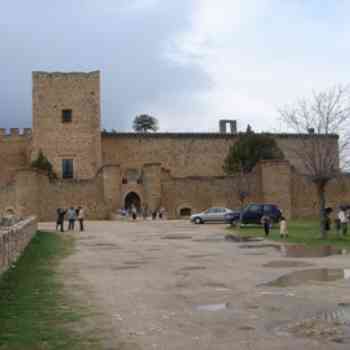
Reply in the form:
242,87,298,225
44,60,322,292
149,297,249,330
0,183,16,215
0,216,37,275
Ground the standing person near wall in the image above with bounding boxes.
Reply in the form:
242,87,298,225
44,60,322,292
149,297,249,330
261,215,271,237
338,207,348,236
56,208,67,232
279,216,288,239
78,206,85,232
67,207,77,231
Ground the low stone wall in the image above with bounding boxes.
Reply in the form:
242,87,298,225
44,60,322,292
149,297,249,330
0,216,37,275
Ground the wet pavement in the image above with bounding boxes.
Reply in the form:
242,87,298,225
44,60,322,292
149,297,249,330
39,220,350,349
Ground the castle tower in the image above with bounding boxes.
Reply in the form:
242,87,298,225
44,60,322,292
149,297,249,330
32,71,102,179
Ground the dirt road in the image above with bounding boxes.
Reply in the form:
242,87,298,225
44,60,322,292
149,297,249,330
40,220,350,349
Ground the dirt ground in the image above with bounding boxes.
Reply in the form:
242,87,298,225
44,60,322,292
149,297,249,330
39,220,350,350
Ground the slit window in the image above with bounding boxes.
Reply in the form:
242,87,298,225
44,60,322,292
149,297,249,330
62,109,72,123
62,159,74,179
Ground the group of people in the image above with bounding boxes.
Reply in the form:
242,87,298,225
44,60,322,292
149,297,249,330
261,215,288,238
56,206,85,232
119,205,166,221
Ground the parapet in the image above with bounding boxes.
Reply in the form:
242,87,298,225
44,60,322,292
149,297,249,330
32,71,100,80
0,128,32,138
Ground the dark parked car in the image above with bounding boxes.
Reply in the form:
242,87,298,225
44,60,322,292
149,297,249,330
224,203,282,225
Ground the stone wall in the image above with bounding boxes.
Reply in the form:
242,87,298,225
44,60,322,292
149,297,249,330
0,216,37,275
0,183,16,216
12,169,106,221
0,129,31,186
161,170,261,218
102,133,338,178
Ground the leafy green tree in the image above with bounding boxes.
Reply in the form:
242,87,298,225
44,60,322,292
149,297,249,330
133,114,159,132
31,150,57,180
224,133,284,210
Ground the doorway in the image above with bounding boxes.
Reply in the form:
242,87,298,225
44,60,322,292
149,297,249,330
124,192,141,212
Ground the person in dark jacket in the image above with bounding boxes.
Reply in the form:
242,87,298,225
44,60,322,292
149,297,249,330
56,208,67,232
261,215,271,236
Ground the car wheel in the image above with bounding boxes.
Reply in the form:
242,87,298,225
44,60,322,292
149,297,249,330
194,217,202,224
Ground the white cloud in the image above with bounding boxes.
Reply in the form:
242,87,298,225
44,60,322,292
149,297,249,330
162,0,350,132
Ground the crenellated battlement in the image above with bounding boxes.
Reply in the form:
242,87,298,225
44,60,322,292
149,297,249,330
32,71,100,80
0,128,32,138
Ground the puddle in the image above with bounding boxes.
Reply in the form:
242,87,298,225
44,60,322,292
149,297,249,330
162,234,192,240
226,234,264,242
196,303,229,311
192,237,224,243
186,254,218,259
239,244,281,250
123,260,148,265
263,260,314,268
282,245,344,258
318,303,350,323
111,265,140,270
261,268,350,287
204,282,228,288
180,266,206,271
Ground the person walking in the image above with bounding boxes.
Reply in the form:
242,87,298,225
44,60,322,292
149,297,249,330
78,206,85,232
131,204,137,220
338,207,348,236
67,206,77,231
261,215,271,236
279,216,288,239
56,208,67,232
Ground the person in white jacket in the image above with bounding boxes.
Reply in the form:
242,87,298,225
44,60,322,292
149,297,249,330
338,208,348,236
279,216,288,239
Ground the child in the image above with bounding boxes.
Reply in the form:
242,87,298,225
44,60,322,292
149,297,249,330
279,216,288,239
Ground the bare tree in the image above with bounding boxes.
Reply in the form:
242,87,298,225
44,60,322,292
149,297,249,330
279,85,350,238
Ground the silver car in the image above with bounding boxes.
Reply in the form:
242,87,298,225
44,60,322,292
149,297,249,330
190,207,233,224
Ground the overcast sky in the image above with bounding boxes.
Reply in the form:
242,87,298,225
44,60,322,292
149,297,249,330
1,0,350,132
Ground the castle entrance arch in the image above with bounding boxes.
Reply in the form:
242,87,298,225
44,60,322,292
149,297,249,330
124,192,141,212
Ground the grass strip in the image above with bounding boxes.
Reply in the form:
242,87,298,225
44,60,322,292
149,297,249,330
227,221,350,249
0,231,99,350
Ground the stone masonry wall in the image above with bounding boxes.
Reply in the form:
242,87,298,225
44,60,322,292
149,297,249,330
161,171,261,218
13,170,107,221
0,129,31,186
102,133,338,178
0,216,37,275
0,183,16,216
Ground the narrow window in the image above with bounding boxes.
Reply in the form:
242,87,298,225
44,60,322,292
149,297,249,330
62,159,74,179
62,109,72,123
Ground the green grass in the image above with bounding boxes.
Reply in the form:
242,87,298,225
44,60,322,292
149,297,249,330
227,220,350,249
0,231,100,350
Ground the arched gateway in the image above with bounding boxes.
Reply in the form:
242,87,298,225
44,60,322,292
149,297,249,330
124,192,141,212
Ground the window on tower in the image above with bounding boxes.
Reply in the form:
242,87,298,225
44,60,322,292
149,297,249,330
62,159,74,179
62,109,72,123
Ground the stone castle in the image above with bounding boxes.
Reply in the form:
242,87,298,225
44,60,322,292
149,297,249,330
0,71,348,220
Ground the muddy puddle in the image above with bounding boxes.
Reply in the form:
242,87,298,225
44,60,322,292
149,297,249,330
226,234,264,242
239,243,345,258
263,260,314,268
261,268,350,287
186,254,218,259
192,237,224,243
179,266,206,271
195,303,229,311
282,245,344,258
239,244,281,250
318,303,350,324
162,234,192,240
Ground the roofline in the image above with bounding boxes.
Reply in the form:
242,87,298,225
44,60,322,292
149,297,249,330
101,131,339,139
